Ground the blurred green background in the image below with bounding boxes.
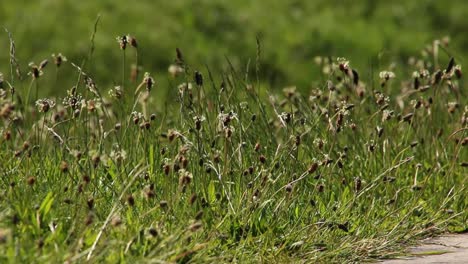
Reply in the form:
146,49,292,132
1,0,467,92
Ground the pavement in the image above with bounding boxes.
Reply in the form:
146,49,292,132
381,234,468,264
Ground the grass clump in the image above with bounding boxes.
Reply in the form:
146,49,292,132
0,30,466,263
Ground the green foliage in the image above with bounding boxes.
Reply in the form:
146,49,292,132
1,0,468,91
0,1,467,263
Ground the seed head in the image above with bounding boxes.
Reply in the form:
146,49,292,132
39,59,48,70
168,64,184,78
159,200,168,208
224,127,232,138
148,228,158,237
189,222,203,232
175,48,184,65
251,114,257,122
352,69,359,85
400,112,413,123
327,80,335,91
3,130,11,141
163,164,171,175
26,176,36,186
140,121,151,130
195,210,204,220
189,193,197,205
461,137,468,146
128,35,138,48
87,198,94,210
82,175,91,184
92,154,100,168
295,135,301,146
432,70,443,85
194,71,203,86
22,141,30,151
317,184,325,193
126,194,135,206
308,162,318,174
414,76,420,90
116,35,128,50
36,98,56,113
354,177,362,192
454,65,462,79
37,238,44,249
254,142,261,152
445,57,455,73
143,72,154,92
85,213,94,226
337,57,350,74
60,161,69,173
379,71,396,82
180,156,189,168
376,126,383,138
111,216,122,227
28,63,42,79
52,53,67,67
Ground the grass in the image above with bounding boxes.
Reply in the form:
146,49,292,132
0,27,466,263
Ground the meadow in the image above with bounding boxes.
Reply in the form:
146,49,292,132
0,3,467,263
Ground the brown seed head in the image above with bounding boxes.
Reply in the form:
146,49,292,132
189,222,203,232
87,198,94,210
27,176,36,186
159,200,168,208
354,177,362,192
126,194,135,206
148,228,158,237
254,142,261,152
128,36,138,48
22,141,30,151
3,130,11,141
117,35,128,50
308,162,318,174
85,213,94,226
195,210,204,220
60,161,69,173
111,216,122,227
189,193,197,205
163,164,171,175
317,184,325,193
82,175,91,184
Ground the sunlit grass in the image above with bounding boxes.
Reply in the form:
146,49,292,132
0,30,466,263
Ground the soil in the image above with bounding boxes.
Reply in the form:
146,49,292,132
381,234,468,264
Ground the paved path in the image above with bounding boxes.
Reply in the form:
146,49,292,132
381,234,468,264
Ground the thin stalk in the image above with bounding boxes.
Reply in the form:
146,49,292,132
24,78,35,122
122,50,126,91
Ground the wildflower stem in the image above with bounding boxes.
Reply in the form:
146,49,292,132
35,79,39,103
55,67,59,87
122,49,126,91
135,49,139,83
25,78,35,116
